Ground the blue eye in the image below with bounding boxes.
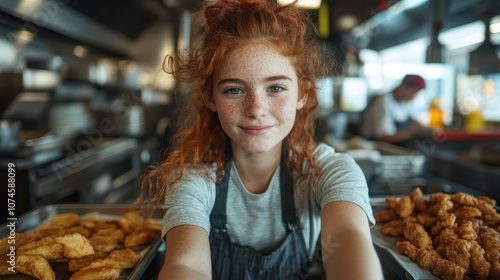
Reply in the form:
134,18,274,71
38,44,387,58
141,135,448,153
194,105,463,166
269,85,285,93
223,88,242,95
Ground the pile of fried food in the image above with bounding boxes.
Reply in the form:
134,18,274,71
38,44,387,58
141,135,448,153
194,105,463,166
375,187,500,280
0,211,161,280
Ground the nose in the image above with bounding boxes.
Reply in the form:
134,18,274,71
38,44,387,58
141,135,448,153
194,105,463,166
244,92,267,118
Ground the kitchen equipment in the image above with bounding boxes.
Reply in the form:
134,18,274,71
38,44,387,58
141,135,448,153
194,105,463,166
0,119,20,155
468,10,499,75
0,204,164,280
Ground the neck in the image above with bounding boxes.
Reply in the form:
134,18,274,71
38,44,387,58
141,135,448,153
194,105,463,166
231,144,282,194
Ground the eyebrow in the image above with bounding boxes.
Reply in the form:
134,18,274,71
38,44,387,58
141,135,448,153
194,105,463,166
216,75,292,86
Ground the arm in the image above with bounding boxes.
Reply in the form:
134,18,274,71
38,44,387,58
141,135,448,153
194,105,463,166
321,201,383,280
158,225,212,280
378,120,433,144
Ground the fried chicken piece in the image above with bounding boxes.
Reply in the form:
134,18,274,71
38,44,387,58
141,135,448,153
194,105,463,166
35,226,66,238
17,237,64,261
50,212,80,228
480,227,500,265
89,236,118,253
428,199,454,217
92,228,125,243
397,240,467,280
69,260,122,280
0,255,16,275
68,252,109,272
119,211,145,234
65,226,92,238
404,222,433,249
396,196,415,218
16,254,55,280
451,192,478,207
396,241,419,260
55,233,95,258
411,187,428,212
454,206,482,220
477,200,500,227
416,213,437,229
0,232,41,254
107,249,141,269
430,213,456,236
436,237,471,269
469,240,491,280
144,219,162,231
492,262,500,280
385,197,399,210
429,192,451,203
374,208,398,224
82,218,118,231
456,220,478,241
124,228,159,248
477,196,496,206
381,220,405,237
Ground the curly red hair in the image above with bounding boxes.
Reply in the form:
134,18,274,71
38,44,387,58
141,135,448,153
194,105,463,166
137,0,334,210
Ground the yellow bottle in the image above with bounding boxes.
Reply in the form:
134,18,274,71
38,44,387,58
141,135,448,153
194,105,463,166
464,110,485,132
428,99,443,129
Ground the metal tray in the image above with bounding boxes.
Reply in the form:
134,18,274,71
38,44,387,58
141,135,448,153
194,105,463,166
0,204,164,280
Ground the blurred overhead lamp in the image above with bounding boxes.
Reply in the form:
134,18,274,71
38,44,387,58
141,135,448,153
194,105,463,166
277,0,321,9
468,10,500,75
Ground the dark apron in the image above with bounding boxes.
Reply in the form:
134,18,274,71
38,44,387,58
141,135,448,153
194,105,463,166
394,118,411,131
209,153,310,280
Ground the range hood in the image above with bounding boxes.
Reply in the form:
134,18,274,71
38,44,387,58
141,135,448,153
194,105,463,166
0,0,198,59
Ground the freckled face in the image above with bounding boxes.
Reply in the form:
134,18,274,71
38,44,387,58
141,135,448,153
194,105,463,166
210,41,305,155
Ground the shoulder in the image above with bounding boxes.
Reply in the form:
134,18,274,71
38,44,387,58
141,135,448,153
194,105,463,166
313,143,358,167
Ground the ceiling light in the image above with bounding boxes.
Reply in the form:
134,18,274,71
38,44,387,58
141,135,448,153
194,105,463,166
277,0,321,9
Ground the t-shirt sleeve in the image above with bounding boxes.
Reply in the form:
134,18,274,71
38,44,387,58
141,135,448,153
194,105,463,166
314,144,375,227
161,171,216,237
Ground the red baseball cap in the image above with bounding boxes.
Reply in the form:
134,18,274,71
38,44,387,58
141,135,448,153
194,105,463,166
402,74,425,90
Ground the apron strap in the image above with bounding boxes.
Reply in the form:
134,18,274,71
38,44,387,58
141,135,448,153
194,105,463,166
279,148,297,233
209,147,298,232
210,156,232,231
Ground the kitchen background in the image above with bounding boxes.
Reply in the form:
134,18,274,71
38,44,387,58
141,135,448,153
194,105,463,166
1,0,499,223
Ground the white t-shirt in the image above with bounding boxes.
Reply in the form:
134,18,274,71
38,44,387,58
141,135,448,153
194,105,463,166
361,93,414,139
161,143,375,260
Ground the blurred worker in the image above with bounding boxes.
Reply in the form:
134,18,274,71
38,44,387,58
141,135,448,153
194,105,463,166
360,74,433,145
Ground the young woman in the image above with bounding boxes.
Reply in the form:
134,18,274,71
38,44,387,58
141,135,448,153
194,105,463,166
138,0,383,279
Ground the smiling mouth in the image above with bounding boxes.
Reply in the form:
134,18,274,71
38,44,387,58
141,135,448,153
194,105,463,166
240,125,273,135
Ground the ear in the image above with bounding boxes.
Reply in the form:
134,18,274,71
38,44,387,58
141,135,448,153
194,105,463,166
296,93,307,110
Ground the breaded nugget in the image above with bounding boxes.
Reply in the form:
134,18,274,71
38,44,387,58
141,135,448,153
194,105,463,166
144,219,162,231
119,211,145,233
428,200,454,217
0,232,41,254
396,196,415,218
50,212,80,228
453,206,482,220
69,261,122,280
82,218,118,231
404,222,433,249
416,213,437,229
16,254,55,280
0,255,16,275
455,220,478,241
55,233,95,258
451,192,478,207
92,228,125,243
124,228,159,248
17,237,64,261
430,213,456,236
65,226,92,238
469,240,491,280
374,208,398,224
68,252,109,272
410,187,428,212
107,249,141,269
381,219,406,237
385,197,399,210
477,200,500,227
89,235,118,253
35,226,66,238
